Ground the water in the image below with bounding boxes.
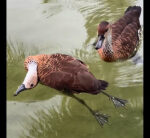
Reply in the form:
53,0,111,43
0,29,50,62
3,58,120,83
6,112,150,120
7,0,143,138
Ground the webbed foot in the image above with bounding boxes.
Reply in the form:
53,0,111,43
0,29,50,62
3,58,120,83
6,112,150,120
109,96,128,108
101,91,128,108
94,112,110,127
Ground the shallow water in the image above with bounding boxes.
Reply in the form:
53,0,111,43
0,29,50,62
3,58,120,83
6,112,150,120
7,0,143,138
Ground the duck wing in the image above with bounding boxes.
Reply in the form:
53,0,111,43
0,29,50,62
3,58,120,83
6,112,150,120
111,6,141,43
39,54,107,93
104,6,141,58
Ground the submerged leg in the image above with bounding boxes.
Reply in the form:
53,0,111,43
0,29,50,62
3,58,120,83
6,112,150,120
70,94,110,127
101,91,128,108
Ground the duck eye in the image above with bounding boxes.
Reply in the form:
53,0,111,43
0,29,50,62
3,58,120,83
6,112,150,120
101,35,105,39
30,84,34,87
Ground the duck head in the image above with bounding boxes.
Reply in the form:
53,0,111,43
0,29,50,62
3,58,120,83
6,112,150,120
95,21,109,50
14,61,38,96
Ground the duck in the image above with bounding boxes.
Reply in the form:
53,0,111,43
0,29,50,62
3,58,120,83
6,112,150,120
93,6,141,62
14,53,127,126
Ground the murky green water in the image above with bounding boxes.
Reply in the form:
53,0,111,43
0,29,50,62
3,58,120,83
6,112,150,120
7,0,143,138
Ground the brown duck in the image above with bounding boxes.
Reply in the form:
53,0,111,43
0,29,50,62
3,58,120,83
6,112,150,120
14,53,127,126
94,6,141,62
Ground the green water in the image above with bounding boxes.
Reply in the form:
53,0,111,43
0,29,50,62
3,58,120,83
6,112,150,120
7,0,143,138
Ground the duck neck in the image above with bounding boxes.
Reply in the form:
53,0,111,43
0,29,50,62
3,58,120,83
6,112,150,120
98,37,114,61
103,35,114,55
23,62,38,85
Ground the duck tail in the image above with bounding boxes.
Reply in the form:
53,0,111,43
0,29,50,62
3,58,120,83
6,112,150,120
125,6,141,17
98,80,108,90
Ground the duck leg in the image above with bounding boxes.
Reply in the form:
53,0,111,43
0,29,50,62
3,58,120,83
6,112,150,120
101,91,128,108
70,94,110,127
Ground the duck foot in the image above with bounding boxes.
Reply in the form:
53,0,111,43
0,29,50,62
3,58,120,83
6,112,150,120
94,112,110,127
70,94,110,127
101,91,128,108
109,96,128,108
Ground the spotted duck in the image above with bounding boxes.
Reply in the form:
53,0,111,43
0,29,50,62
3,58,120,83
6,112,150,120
14,53,127,126
93,6,141,62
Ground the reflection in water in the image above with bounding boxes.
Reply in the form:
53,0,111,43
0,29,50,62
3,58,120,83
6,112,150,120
78,0,136,45
7,95,64,138
41,0,63,18
7,0,87,53
7,0,143,137
18,94,142,138
114,62,143,87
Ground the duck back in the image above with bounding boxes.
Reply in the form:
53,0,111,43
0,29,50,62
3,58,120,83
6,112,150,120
99,6,141,62
24,54,108,94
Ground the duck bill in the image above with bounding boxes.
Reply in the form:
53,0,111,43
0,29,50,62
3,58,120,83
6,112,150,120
95,36,104,50
14,84,26,96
